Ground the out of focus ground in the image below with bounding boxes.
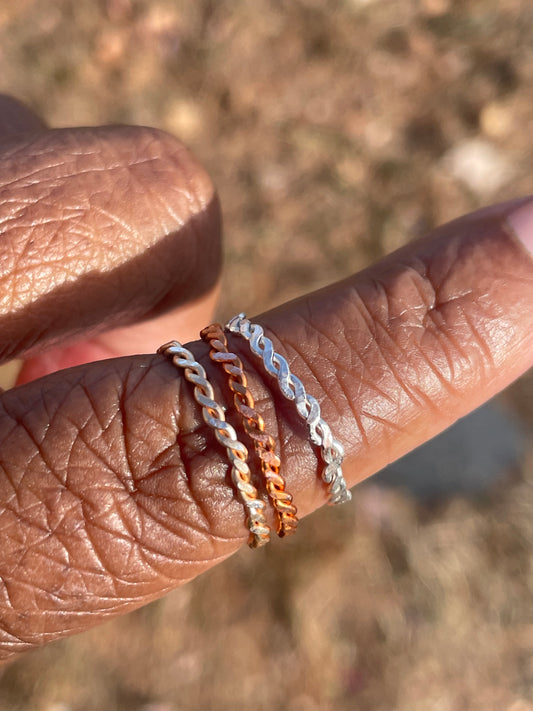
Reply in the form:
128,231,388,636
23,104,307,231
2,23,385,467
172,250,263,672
0,1,532,709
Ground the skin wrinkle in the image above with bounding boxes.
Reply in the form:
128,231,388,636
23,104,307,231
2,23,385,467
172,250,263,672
68,431,123,496
43,503,89,566
358,316,437,411
16,543,71,590
78,382,118,437
39,412,162,600
405,262,436,312
344,284,377,336
11,573,70,606
90,206,144,253
0,505,50,561
410,334,461,397
345,394,371,449
422,326,460,388
0,582,17,616
298,312,346,411
117,164,170,237
364,269,483,400
132,494,212,547
364,337,441,427
428,301,489,382
148,131,208,216
459,308,494,377
61,358,235,596
7,491,66,540
133,164,185,232
298,303,340,355
0,134,53,163
3,585,62,631
0,465,20,512
121,134,201,231
77,519,135,591
174,439,246,544
128,412,176,470
120,546,175,589
162,139,204,212
97,511,174,575
90,519,185,586
81,522,151,591
131,477,231,563
0,407,59,503
297,312,341,404
359,410,405,436
117,367,138,494
131,453,220,541
0,158,73,188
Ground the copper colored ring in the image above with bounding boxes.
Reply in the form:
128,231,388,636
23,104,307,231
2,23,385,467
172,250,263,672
200,323,299,537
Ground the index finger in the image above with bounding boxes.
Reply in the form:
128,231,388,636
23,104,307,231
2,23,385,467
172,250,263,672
0,195,532,662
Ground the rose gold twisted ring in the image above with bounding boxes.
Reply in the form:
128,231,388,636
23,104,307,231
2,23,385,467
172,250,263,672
200,323,298,537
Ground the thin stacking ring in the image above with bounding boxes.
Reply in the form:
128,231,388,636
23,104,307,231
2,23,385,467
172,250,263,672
157,340,271,548
200,322,299,537
225,313,352,506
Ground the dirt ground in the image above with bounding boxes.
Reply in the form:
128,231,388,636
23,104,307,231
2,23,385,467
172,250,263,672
0,1,532,709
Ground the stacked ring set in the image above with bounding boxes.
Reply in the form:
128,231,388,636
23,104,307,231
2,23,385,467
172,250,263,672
157,313,351,549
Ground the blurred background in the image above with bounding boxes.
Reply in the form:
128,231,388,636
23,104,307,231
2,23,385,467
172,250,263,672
0,0,532,709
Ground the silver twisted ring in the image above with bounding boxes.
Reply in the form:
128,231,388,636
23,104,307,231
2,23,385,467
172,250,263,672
157,340,271,547
225,314,351,505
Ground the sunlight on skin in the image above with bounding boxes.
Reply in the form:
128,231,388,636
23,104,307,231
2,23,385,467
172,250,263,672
0,95,531,664
16,282,221,384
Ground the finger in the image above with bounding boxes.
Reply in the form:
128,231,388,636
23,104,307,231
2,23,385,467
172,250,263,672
0,95,46,138
0,125,221,366
0,198,532,662
16,281,221,384
255,196,533,513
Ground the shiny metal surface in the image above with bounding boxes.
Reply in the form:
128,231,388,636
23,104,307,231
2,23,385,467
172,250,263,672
157,340,271,548
201,322,298,537
225,314,351,505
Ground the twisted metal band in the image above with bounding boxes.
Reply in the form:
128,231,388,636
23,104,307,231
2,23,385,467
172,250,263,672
225,313,352,506
200,322,299,537
157,340,270,548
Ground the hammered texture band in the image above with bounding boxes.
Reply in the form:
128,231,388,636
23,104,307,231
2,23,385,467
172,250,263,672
225,313,351,506
157,340,270,548
200,322,299,537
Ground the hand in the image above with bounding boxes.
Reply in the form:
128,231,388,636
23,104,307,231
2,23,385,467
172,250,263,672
0,95,532,664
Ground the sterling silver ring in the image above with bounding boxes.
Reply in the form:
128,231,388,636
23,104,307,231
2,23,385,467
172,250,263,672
157,340,271,548
225,313,351,506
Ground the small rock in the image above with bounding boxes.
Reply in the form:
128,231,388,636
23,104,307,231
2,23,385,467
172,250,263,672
441,138,514,196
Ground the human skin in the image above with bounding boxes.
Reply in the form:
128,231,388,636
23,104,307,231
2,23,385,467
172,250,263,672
0,95,532,663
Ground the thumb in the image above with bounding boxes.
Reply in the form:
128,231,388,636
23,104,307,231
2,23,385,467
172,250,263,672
0,106,221,380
